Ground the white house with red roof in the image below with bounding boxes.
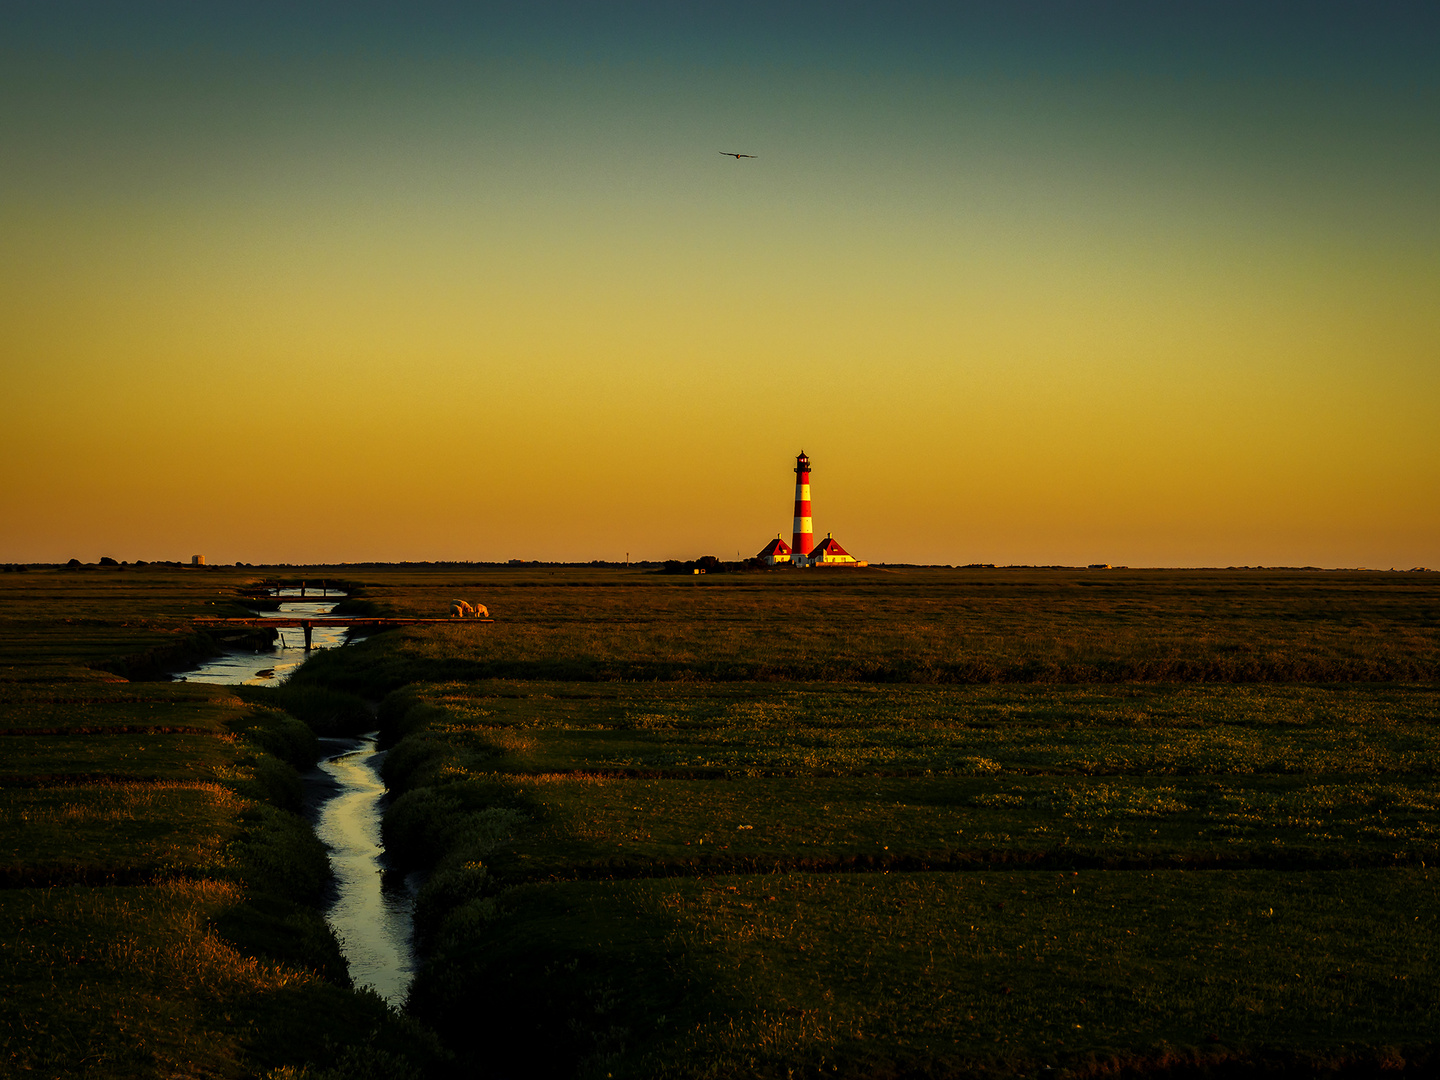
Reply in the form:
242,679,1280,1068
809,533,863,566
756,536,792,565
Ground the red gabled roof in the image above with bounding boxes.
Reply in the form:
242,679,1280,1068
757,537,792,557
811,536,851,557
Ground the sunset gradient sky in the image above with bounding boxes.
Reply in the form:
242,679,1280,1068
3,3,1437,566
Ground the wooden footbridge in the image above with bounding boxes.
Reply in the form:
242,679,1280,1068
192,616,492,651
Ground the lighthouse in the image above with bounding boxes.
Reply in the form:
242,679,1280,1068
753,450,864,567
792,450,814,561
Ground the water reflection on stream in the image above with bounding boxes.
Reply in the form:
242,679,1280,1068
177,589,416,1007
181,588,348,687
314,735,416,1006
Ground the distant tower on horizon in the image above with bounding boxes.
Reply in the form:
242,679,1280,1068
792,451,813,559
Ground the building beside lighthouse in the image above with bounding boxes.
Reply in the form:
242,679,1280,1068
755,451,866,567
757,536,792,565
810,534,858,565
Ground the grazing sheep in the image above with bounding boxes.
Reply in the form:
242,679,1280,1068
450,600,474,618
472,604,489,619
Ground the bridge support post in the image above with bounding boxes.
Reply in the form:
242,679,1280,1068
303,622,313,652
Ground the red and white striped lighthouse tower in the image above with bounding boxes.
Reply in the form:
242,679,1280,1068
792,451,814,560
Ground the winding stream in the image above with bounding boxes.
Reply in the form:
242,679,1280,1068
312,734,417,1006
177,590,416,1006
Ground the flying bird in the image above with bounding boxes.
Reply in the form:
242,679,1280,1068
720,151,757,159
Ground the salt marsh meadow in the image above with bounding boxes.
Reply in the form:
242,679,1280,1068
303,565,1438,1077
2,564,1437,1077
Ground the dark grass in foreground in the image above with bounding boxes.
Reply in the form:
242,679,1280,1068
0,681,438,1077
296,568,1440,1078
0,569,443,1078
412,869,1437,1078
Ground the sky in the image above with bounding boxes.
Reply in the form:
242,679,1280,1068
2,2,1437,567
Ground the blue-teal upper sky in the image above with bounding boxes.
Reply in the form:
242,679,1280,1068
3,3,1437,565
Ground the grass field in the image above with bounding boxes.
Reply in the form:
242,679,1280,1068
0,567,439,1078
406,869,1437,1078
293,566,1440,688
283,566,1439,1077
3,564,1437,1077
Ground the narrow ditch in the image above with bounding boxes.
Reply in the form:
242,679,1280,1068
178,588,417,1006
308,733,417,1006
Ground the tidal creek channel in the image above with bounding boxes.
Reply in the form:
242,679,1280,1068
177,589,416,1006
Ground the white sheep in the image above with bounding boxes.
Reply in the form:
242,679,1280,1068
449,600,490,619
